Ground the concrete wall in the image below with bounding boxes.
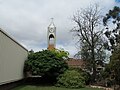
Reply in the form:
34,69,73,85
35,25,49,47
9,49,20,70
0,29,28,85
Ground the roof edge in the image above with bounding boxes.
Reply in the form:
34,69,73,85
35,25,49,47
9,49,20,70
0,29,28,52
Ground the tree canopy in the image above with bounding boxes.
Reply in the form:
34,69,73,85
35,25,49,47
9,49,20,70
103,6,120,52
109,47,120,85
24,49,68,83
102,6,120,87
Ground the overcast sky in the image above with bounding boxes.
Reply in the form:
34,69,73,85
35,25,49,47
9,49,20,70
0,0,119,57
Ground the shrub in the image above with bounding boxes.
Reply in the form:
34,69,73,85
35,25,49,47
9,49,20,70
68,67,91,85
56,69,85,88
24,50,68,83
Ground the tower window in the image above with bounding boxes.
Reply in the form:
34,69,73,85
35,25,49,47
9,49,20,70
49,34,54,39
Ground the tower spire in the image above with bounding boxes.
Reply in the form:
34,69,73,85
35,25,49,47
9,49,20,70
48,18,55,28
47,18,56,50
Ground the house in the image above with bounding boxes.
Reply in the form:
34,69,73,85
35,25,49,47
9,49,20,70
0,29,28,85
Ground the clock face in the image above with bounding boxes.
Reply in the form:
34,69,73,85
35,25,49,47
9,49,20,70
49,28,54,33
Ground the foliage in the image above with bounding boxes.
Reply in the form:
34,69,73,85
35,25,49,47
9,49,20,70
101,48,120,86
53,49,69,60
103,6,120,52
56,69,85,88
24,49,68,83
100,64,112,86
102,6,120,86
76,43,106,72
68,67,91,85
101,64,111,79
71,4,105,82
109,48,120,85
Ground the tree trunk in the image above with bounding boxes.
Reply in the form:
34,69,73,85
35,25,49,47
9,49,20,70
91,45,96,83
92,64,96,83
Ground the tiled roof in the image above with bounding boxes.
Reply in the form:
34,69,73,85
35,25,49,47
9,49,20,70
66,58,85,68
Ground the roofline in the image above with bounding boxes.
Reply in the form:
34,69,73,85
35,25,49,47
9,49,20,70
0,28,28,52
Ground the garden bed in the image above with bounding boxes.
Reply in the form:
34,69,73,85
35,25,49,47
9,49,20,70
12,85,104,90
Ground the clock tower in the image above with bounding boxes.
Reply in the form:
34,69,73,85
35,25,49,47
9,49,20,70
47,18,56,50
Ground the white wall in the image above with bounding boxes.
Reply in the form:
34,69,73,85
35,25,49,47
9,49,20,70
0,30,28,85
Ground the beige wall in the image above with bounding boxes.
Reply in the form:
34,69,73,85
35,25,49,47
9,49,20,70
0,30,28,85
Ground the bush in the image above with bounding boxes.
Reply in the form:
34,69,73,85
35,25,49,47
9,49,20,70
56,69,85,88
24,50,68,83
68,67,91,85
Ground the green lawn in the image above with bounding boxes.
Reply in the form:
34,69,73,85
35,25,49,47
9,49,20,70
12,85,103,90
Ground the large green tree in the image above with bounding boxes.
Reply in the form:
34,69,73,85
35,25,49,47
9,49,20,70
102,47,120,88
24,49,68,83
71,4,105,83
103,6,120,87
109,47,120,85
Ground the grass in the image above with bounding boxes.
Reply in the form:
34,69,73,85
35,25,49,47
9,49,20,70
12,85,104,90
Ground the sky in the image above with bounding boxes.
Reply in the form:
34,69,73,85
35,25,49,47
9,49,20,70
0,0,119,57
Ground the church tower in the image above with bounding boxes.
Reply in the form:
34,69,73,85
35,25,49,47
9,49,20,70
47,18,56,50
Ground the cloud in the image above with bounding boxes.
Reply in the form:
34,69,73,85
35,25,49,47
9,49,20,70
0,0,119,57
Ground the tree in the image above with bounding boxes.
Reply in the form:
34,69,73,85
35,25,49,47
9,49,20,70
103,6,120,52
81,43,106,71
101,47,120,88
71,4,105,83
24,49,68,83
109,47,120,86
103,6,120,88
